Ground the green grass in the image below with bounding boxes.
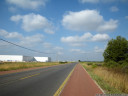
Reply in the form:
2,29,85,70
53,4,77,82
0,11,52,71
0,62,68,71
81,63,122,94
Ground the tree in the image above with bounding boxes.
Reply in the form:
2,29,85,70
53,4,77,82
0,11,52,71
103,36,128,63
78,60,81,62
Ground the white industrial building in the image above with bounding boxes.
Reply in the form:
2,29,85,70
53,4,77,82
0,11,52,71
0,55,51,62
34,57,51,62
0,55,35,62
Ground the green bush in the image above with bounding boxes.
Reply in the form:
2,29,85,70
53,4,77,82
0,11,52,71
104,60,118,68
121,62,128,73
91,64,97,68
95,63,102,66
118,61,125,65
87,62,93,65
125,58,128,63
59,61,67,64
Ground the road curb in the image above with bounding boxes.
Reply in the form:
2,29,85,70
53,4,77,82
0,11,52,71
53,64,77,96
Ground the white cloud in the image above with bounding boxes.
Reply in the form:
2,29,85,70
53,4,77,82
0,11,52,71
61,33,109,46
42,43,64,55
79,0,99,3
70,49,81,52
0,29,44,47
101,0,117,3
11,13,55,34
0,29,23,39
61,32,92,46
61,33,109,43
0,29,8,37
6,0,47,9
41,44,64,55
19,34,43,47
94,46,104,53
54,47,63,50
0,41,10,48
97,19,118,32
11,15,22,22
57,51,63,55
8,7,17,12
43,42,52,48
61,32,92,43
110,6,119,12
70,43,85,47
79,0,123,4
62,10,118,32
54,47,64,55
70,49,86,54
92,34,110,42
6,32,23,39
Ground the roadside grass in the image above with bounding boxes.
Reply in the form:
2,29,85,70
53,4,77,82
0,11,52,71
81,62,124,94
93,67,128,93
0,62,67,71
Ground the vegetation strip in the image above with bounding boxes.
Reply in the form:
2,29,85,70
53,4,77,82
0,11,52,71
81,63,123,94
0,62,68,71
53,64,76,96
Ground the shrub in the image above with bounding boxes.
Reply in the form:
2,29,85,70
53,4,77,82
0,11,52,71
125,58,128,63
118,61,125,65
95,63,102,66
104,60,118,68
87,62,93,65
59,61,67,64
121,62,128,73
92,64,97,68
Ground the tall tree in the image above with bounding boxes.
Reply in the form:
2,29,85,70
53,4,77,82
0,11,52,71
103,36,128,63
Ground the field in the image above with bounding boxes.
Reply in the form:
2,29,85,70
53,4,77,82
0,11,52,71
81,62,128,94
0,62,67,71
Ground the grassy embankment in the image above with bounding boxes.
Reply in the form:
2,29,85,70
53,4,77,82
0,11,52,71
0,62,68,71
81,62,128,94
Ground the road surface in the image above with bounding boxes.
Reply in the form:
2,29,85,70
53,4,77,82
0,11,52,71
0,63,77,96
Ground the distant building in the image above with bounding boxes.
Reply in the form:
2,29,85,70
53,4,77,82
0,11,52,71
34,57,51,62
0,55,35,62
0,55,51,62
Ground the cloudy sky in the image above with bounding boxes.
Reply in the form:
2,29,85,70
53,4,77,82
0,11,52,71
0,0,128,61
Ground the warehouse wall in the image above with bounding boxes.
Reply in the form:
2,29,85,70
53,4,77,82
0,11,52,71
23,56,36,62
34,57,51,62
0,55,51,62
48,57,51,62
0,55,23,62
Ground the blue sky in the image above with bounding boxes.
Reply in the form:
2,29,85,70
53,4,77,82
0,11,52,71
0,0,128,61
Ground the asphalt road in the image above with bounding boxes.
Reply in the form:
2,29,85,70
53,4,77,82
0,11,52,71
0,63,77,96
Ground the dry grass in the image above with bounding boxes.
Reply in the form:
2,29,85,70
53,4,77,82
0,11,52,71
93,67,128,93
81,62,128,94
0,62,64,71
